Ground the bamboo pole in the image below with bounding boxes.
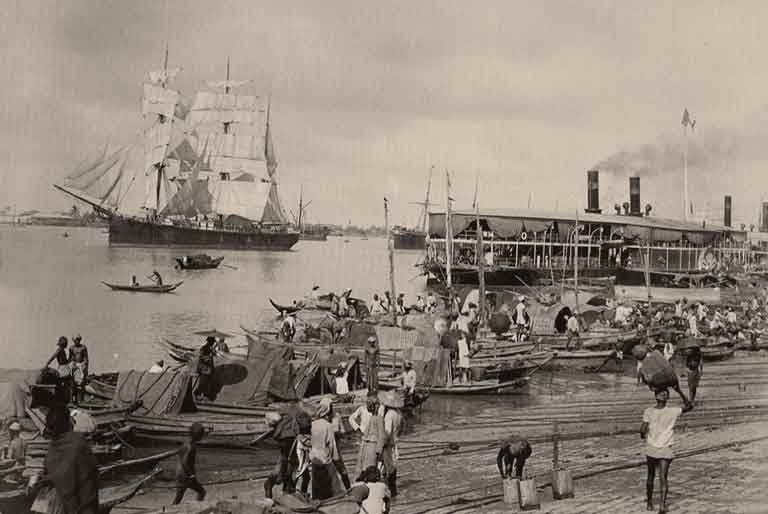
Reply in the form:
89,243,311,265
385,198,397,326
476,198,486,323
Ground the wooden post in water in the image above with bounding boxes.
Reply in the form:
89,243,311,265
551,421,575,499
385,198,397,326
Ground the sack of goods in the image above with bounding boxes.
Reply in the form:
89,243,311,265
637,345,679,389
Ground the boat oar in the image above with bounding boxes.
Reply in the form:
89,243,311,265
221,264,238,270
251,430,273,446
585,351,618,374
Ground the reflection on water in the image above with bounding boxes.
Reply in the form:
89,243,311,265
0,225,425,370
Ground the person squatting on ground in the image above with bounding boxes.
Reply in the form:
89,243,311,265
497,437,533,480
172,422,206,504
353,465,391,514
640,388,692,514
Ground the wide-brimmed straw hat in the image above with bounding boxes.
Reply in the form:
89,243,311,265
8,421,21,432
378,390,404,409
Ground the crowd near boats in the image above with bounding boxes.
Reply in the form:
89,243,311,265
5,51,768,514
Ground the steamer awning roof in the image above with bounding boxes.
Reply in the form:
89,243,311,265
428,208,741,240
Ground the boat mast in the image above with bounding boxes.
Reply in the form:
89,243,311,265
385,197,398,325
297,185,304,232
420,166,434,232
154,45,170,214
445,170,453,294
574,210,579,313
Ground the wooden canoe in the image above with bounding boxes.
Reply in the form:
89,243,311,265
548,350,625,371
102,281,183,293
269,298,303,314
378,377,530,395
701,345,735,361
1,468,160,514
175,256,224,270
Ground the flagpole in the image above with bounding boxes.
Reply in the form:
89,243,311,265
683,123,689,221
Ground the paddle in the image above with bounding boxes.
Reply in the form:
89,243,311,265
221,264,238,270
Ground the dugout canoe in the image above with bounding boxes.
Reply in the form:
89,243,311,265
102,281,183,293
0,468,159,514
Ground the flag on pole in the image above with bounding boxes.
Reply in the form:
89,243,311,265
682,109,696,131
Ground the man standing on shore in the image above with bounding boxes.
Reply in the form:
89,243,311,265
640,389,692,513
365,336,380,393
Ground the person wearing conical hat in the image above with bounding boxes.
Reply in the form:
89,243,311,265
379,391,403,498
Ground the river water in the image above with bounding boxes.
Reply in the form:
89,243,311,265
0,225,427,370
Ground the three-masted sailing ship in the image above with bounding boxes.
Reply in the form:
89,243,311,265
54,55,299,250
391,167,433,250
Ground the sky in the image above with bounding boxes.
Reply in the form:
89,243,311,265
2,1,768,227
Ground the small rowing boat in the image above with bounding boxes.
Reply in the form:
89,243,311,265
102,281,183,293
175,255,224,270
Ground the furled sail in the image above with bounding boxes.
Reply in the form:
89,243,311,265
148,67,181,87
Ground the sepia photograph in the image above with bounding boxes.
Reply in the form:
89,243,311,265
1,1,767,513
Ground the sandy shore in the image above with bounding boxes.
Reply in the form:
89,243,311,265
115,354,768,514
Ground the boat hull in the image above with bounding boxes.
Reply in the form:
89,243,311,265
299,232,329,241
426,264,614,287
102,281,183,293
393,230,426,250
109,217,299,251
614,284,721,304
175,256,224,270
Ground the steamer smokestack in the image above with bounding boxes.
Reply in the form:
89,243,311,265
761,202,768,232
629,176,641,216
586,170,601,214
724,195,732,228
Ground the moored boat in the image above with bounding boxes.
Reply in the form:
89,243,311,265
175,255,224,270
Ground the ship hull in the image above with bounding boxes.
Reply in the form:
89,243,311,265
425,264,614,287
393,230,426,250
299,232,328,241
109,217,299,250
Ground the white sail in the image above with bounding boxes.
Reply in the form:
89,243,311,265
142,84,180,118
189,91,263,125
211,180,270,221
144,122,173,172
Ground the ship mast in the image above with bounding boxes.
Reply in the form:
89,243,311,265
420,166,434,232
152,45,174,215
